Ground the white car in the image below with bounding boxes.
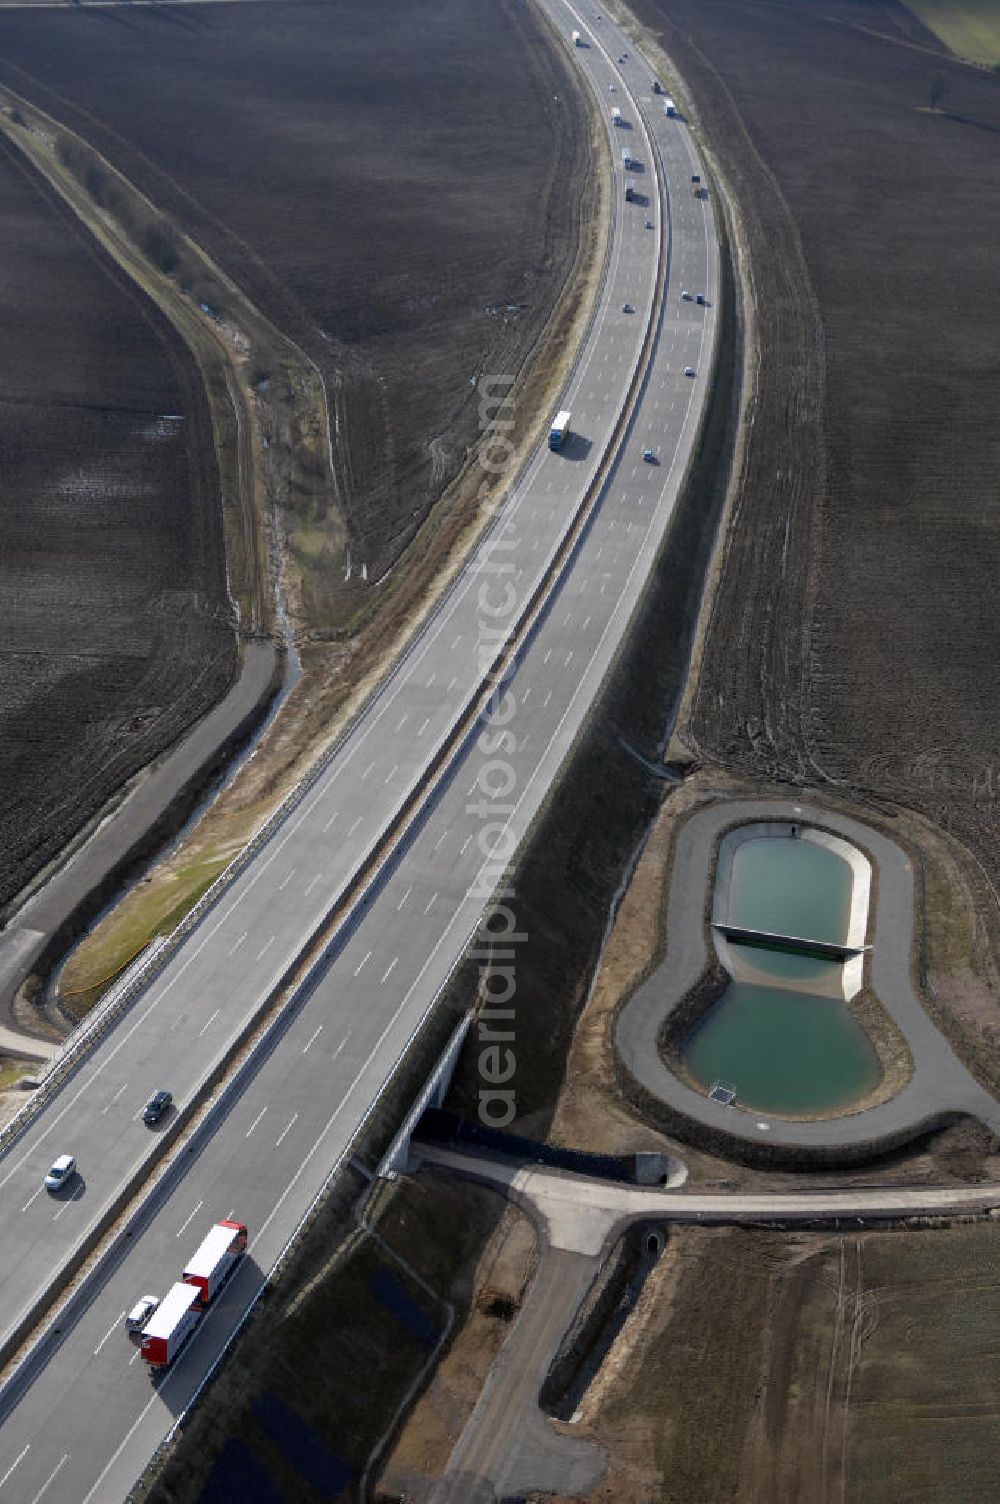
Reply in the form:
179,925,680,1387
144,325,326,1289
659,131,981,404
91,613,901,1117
125,1295,159,1332
681,290,692,301
44,1154,75,1192
684,366,696,377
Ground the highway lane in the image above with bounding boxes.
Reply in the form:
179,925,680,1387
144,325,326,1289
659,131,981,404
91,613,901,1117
0,3,719,1496
0,0,667,1363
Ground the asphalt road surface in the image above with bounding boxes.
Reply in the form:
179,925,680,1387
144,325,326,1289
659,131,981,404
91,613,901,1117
0,2,719,1498
0,639,280,1027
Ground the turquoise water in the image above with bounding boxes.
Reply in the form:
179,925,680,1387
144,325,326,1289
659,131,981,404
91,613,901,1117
728,836,853,945
685,981,879,1114
679,826,878,1115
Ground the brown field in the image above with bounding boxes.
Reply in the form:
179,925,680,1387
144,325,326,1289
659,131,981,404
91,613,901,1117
624,0,1000,980
571,1221,1000,1503
0,0,590,631
0,128,234,915
143,1173,523,1504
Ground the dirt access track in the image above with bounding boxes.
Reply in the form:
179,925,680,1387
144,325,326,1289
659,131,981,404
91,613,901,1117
0,0,592,632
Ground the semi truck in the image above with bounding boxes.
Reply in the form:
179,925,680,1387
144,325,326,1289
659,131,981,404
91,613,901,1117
612,107,622,126
548,410,571,450
139,1283,201,1369
181,1219,247,1307
663,97,677,117
572,29,582,45
624,179,636,202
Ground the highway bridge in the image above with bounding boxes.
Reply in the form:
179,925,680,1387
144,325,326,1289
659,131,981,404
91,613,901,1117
0,2,719,1497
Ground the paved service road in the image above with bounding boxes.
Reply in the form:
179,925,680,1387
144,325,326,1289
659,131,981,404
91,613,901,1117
0,640,280,1025
0,3,720,1498
418,1147,1000,1255
416,1143,1000,1500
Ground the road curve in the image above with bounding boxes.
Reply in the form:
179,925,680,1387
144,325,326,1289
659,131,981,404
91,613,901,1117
0,4,720,1499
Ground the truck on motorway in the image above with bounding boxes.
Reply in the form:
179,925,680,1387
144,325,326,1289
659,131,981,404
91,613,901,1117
181,1219,247,1307
572,29,582,45
612,106,622,126
548,410,571,450
625,178,636,202
663,97,677,117
139,1283,201,1368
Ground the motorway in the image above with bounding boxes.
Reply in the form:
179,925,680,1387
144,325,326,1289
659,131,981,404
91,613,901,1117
0,3,718,1499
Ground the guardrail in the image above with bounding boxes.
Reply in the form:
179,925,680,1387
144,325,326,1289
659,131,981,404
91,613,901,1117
0,13,675,1416
0,21,663,1176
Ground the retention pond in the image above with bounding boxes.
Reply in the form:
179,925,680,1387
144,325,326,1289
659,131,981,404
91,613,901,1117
682,825,879,1116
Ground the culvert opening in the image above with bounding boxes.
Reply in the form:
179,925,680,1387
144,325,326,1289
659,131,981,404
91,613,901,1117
540,1224,668,1420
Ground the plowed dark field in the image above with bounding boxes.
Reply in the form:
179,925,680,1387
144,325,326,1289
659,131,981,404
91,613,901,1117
0,132,233,914
0,0,590,595
630,0,1000,910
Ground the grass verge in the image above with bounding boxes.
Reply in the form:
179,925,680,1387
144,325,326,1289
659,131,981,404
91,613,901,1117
57,844,239,1019
903,0,1000,64
139,1174,513,1504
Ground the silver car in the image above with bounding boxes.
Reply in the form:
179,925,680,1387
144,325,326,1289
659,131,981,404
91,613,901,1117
44,1154,75,1192
125,1295,159,1332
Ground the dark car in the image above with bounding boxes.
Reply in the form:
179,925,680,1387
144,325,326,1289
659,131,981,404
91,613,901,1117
142,1090,173,1126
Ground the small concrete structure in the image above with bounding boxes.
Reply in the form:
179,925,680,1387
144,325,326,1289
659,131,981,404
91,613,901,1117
712,922,869,963
712,819,871,998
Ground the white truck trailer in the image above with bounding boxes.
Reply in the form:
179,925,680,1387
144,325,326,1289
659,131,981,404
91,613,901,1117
139,1283,201,1369
181,1219,247,1307
548,410,571,450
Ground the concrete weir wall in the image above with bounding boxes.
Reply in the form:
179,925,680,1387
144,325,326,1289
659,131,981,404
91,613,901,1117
712,820,872,999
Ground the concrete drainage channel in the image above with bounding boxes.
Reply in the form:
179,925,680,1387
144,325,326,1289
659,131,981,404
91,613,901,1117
540,1221,667,1424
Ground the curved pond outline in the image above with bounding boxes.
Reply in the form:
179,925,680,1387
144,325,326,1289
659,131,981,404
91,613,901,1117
682,822,879,1114
615,798,1000,1159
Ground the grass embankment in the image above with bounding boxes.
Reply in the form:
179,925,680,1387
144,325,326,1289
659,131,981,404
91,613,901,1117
903,0,1000,65
141,1174,518,1504
42,51,609,1010
57,842,241,1020
0,1060,34,1092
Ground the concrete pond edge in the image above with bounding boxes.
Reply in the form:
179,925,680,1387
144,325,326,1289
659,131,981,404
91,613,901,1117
613,795,1000,1162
